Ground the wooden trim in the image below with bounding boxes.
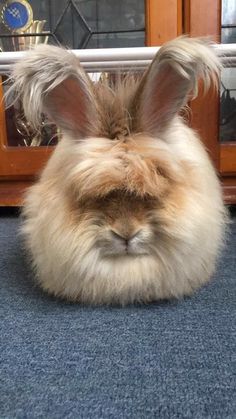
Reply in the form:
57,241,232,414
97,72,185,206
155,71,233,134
0,180,33,206
184,0,221,169
0,145,52,177
183,0,190,33
220,143,236,173
222,177,236,204
177,0,183,35
184,0,221,41
145,0,181,46
223,185,236,204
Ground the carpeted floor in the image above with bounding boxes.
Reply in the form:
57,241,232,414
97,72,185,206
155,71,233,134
0,207,235,419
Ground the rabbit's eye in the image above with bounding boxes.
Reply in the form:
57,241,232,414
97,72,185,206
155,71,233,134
155,166,169,179
92,220,105,227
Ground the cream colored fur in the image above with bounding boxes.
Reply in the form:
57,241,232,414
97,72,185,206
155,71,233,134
8,37,227,305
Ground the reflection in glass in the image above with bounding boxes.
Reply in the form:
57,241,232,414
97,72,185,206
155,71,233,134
220,69,236,142
3,76,58,147
4,103,59,147
220,0,236,141
221,27,236,44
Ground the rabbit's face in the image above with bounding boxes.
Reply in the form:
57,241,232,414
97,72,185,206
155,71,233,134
65,135,186,261
78,190,156,258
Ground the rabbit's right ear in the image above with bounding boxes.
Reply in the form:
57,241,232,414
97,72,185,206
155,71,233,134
134,37,221,135
7,45,98,137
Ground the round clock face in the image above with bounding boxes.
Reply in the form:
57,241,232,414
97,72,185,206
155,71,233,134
1,0,33,32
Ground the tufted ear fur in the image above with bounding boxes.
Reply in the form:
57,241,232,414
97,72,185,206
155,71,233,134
134,37,221,135
6,44,98,137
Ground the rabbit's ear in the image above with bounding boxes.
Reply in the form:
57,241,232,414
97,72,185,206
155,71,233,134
7,45,98,137
134,37,221,135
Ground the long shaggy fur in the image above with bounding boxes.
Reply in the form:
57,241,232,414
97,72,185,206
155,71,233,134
8,37,227,305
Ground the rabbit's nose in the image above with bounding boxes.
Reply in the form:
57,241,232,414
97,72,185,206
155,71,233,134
110,230,141,242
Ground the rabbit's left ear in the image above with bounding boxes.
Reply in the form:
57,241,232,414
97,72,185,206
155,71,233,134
134,37,221,135
7,45,98,137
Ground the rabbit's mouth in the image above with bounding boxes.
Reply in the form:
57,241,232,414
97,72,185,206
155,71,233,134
101,246,149,258
97,230,151,258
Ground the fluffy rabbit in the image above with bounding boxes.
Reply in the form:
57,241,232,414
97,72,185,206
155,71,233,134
9,37,227,305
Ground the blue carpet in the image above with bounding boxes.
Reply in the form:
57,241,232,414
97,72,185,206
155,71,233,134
0,207,235,419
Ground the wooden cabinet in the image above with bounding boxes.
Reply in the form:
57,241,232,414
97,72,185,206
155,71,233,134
1,0,236,205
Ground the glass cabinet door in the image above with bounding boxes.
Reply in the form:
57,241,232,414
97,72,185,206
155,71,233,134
219,0,236,174
0,0,146,51
220,0,236,142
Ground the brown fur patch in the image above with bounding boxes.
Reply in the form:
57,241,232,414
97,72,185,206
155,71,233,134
68,136,184,203
93,75,141,139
